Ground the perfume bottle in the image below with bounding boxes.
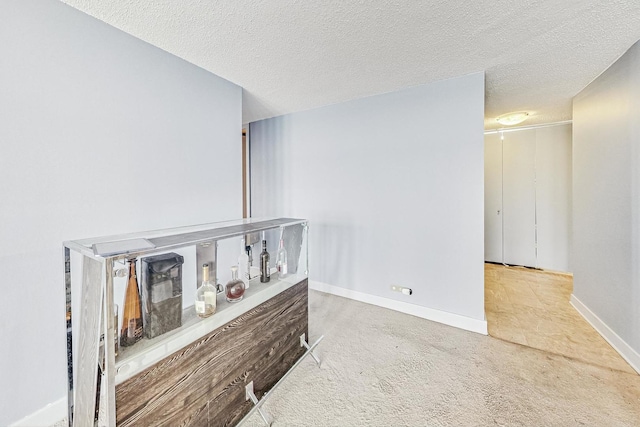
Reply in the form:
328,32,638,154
238,237,250,289
276,238,288,279
120,259,143,347
260,240,270,283
195,263,216,318
225,266,246,302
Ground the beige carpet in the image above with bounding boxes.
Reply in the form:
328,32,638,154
241,290,640,427
485,263,635,374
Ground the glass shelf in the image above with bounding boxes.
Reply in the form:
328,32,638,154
66,217,306,259
114,272,307,384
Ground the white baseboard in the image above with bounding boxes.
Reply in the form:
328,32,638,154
310,281,487,335
570,294,640,374
9,396,66,427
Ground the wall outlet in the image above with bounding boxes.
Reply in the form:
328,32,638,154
391,285,412,296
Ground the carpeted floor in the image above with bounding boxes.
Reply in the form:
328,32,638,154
240,290,640,427
484,263,635,373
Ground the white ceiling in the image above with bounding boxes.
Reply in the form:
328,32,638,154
60,0,640,129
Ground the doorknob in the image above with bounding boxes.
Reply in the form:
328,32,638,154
497,210,501,215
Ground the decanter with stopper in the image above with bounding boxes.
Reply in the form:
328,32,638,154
225,265,246,302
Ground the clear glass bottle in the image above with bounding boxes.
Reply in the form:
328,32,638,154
225,266,246,302
238,237,250,289
260,240,270,283
276,238,288,279
120,258,143,347
195,263,216,318
114,304,119,357
248,245,261,279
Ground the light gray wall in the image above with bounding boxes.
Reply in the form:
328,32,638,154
0,1,242,425
572,41,640,354
250,72,485,321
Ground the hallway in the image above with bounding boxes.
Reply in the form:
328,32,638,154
485,263,636,374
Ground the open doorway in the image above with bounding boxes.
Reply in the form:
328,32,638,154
483,123,633,373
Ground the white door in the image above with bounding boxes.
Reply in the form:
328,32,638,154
484,133,503,263
535,125,572,271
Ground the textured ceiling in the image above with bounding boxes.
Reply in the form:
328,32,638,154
60,0,640,129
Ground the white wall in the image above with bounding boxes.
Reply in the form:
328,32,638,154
250,73,486,325
0,1,242,425
572,40,640,363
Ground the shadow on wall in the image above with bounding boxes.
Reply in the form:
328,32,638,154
250,117,289,216
311,219,356,289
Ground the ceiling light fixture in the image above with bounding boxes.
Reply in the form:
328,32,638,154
496,111,529,126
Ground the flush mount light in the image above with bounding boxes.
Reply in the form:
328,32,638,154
496,111,529,126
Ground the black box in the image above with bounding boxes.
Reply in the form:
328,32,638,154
140,253,184,338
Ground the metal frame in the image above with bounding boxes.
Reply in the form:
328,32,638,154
64,247,73,426
241,334,324,427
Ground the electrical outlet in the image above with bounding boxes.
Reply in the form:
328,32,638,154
391,285,412,296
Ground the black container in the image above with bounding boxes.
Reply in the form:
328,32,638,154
140,253,184,338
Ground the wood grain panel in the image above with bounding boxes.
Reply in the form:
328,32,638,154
182,403,208,427
116,279,308,427
209,291,308,426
